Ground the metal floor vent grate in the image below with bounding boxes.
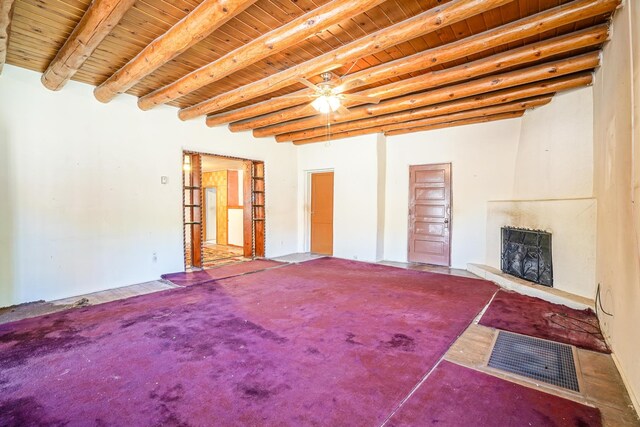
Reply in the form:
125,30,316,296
488,331,579,392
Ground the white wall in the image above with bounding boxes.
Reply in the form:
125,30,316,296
0,65,298,306
513,88,594,199
296,135,382,262
293,88,595,273
592,0,640,412
482,87,598,298
383,119,522,268
375,134,387,261
292,88,596,279
227,208,244,247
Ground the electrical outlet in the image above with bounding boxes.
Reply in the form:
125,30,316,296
152,252,158,263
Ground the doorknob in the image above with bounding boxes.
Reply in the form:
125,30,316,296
445,204,450,229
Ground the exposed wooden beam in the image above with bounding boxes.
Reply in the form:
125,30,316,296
232,25,607,132
177,0,513,121
385,111,526,137
252,52,600,138
280,96,552,143
274,73,592,141
94,0,257,103
40,0,136,91
0,0,16,75
207,0,619,128
293,111,526,144
136,0,388,111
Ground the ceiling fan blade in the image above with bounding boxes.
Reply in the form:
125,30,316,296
297,78,320,91
333,78,365,94
327,71,343,83
335,104,351,116
341,93,381,104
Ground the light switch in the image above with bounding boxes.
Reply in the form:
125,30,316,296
161,176,168,184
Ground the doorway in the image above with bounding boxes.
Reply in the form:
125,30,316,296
182,152,265,269
408,163,452,266
205,188,217,243
310,171,334,255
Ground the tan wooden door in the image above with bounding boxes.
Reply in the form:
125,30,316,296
310,172,334,255
408,163,451,266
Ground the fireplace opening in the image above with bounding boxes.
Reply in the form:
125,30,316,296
501,227,553,287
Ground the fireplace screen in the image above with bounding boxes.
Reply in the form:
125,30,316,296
501,227,553,287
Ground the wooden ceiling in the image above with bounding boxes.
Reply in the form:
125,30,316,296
1,0,619,144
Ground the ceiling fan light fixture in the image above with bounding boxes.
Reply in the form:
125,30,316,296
312,94,341,114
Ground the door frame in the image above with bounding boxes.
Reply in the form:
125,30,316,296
181,150,264,269
304,169,334,253
407,162,452,266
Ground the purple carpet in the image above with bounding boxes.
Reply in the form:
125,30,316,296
1,258,497,426
479,290,609,353
161,259,284,286
387,361,602,426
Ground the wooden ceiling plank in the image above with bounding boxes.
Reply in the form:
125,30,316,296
134,1,194,24
11,7,77,38
124,6,185,33
7,45,52,63
40,0,136,90
209,0,617,128
292,110,526,144
265,0,312,16
308,29,343,51
264,72,591,139
332,17,369,43
17,2,83,28
245,2,287,29
211,0,617,128
281,96,551,143
252,51,599,137
234,24,606,132
180,0,513,121
96,21,159,47
28,0,89,18
350,8,384,36
384,110,526,137
361,4,392,28
9,17,70,46
137,0,389,111
93,0,256,103
292,109,525,145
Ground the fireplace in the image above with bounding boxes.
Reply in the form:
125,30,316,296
501,227,553,287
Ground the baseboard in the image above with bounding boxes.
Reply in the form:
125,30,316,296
610,351,640,417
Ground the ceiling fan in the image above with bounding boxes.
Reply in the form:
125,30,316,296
283,72,381,115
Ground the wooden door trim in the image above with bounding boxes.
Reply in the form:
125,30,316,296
304,169,334,252
407,162,452,266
